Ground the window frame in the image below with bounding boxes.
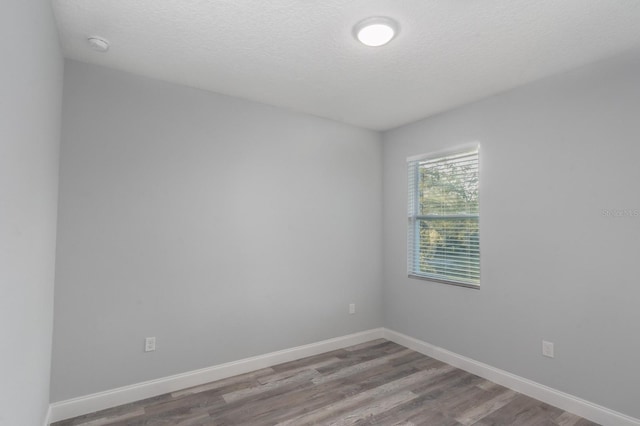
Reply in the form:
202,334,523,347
407,145,480,289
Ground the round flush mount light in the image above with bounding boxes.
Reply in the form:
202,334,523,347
354,17,399,47
87,36,110,53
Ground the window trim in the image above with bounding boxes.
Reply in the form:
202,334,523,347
407,144,480,289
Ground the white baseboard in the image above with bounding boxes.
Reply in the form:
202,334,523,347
43,405,51,426
48,328,384,424
383,328,640,426
49,327,639,426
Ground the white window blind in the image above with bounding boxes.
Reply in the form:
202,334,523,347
408,147,480,287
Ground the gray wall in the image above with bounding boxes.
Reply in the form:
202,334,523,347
51,61,383,401
382,48,640,418
0,1,63,425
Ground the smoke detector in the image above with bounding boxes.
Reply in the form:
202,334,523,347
87,37,110,53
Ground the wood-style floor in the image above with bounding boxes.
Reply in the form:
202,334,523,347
52,339,599,426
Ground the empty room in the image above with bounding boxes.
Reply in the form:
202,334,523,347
3,0,640,425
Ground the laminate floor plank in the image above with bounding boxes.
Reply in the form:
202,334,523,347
52,340,600,426
172,368,275,398
453,388,519,425
472,394,569,426
269,349,348,373
257,357,342,385
214,359,408,425
360,391,461,426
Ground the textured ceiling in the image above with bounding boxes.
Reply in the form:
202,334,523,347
52,0,640,131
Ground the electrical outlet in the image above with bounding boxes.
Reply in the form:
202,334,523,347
542,340,554,358
145,337,156,352
349,303,356,314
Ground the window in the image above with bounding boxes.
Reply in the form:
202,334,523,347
407,146,480,288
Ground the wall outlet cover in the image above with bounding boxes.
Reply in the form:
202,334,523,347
145,337,156,352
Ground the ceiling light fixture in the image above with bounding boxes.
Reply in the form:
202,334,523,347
87,36,110,53
354,17,398,47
